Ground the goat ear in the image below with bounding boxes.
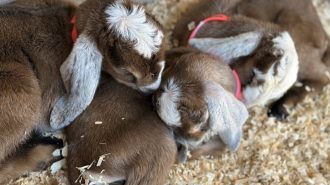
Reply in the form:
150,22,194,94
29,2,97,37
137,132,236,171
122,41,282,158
0,0,14,5
50,33,103,129
189,32,262,63
204,81,248,151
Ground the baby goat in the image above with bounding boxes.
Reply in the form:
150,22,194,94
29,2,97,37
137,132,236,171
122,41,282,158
172,0,304,119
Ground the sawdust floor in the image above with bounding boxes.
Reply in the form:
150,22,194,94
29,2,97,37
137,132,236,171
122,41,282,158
7,0,330,184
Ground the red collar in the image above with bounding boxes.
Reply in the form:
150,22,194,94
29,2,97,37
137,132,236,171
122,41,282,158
71,16,78,42
188,14,242,100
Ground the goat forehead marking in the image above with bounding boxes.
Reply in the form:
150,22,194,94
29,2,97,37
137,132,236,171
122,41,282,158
243,32,299,107
105,1,164,59
158,78,181,127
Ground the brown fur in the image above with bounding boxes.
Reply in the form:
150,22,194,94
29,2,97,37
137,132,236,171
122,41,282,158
173,0,243,44
173,0,330,118
0,62,41,162
0,0,74,181
161,48,236,141
154,48,242,162
66,75,177,185
190,137,227,159
0,145,56,185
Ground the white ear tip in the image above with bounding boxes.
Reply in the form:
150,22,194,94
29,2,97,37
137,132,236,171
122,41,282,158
223,131,242,151
219,125,244,151
227,107,248,151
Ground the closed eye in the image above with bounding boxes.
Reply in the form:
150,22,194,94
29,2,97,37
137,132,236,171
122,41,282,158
151,73,156,78
110,47,122,66
200,127,208,132
122,68,137,83
247,71,256,85
179,106,188,113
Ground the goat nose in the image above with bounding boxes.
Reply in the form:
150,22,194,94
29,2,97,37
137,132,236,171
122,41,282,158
140,88,153,95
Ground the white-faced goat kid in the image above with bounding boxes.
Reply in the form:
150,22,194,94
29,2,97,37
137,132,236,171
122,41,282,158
235,0,330,118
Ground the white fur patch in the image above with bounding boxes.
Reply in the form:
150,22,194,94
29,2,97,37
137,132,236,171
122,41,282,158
52,149,61,157
243,32,299,107
158,78,182,127
50,159,66,174
106,1,164,59
82,171,124,185
139,61,165,93
50,34,103,129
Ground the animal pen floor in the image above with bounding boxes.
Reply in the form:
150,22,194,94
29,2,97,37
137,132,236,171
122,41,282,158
7,0,330,184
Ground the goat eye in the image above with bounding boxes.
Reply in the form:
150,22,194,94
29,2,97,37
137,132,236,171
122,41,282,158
151,73,156,78
110,49,121,64
132,75,137,83
122,69,130,76
121,69,137,83
248,71,256,84
179,106,187,113
200,127,208,132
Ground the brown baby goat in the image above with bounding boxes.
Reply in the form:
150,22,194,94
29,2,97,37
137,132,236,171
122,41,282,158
66,74,177,185
0,0,167,182
154,48,249,162
0,0,74,183
50,0,166,129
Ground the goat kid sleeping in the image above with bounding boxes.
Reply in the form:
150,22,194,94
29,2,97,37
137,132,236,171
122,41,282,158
173,0,303,119
66,74,177,185
0,0,165,182
154,48,249,162
50,0,166,129
235,0,330,118
0,0,74,183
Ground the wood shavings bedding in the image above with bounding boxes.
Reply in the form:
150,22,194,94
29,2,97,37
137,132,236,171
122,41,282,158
166,86,330,184
8,0,330,184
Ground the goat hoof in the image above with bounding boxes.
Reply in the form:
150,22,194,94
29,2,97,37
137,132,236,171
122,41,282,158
176,144,188,164
50,158,66,174
268,105,288,121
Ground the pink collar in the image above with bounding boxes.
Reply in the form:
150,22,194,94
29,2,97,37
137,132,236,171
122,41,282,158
188,14,242,100
71,16,78,42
